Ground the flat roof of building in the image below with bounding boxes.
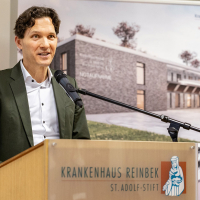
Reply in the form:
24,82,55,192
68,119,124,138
57,34,200,75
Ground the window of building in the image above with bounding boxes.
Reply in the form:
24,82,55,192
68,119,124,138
184,75,186,79
169,93,172,108
197,95,200,107
136,62,145,85
171,73,173,82
60,53,67,73
189,76,193,80
187,94,191,108
137,90,145,110
175,93,180,108
167,72,171,81
177,74,181,82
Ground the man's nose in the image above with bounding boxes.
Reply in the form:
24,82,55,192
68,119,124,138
40,37,50,48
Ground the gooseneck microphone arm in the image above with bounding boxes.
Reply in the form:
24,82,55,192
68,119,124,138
77,88,200,142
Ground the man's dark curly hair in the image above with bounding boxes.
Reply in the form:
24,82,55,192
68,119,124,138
14,6,61,39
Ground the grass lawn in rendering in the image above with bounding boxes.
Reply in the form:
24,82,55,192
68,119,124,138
87,121,197,143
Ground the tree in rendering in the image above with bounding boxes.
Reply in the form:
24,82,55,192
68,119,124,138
191,59,200,68
70,24,95,38
113,22,140,49
179,50,196,65
57,37,64,43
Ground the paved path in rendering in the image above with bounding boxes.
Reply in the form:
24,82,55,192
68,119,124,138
86,109,200,142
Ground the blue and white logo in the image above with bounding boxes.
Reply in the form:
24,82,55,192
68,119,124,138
162,156,184,196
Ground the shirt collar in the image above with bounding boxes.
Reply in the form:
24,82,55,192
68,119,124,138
20,60,53,87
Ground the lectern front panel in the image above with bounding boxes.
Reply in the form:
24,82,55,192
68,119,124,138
47,140,197,200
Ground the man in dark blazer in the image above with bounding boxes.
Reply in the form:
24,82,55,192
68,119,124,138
0,6,90,163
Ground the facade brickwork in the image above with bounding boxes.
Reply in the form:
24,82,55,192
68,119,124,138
52,35,200,114
52,37,167,114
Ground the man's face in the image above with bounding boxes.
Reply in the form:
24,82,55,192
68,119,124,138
15,17,57,68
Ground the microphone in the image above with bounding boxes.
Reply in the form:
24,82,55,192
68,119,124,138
54,70,83,108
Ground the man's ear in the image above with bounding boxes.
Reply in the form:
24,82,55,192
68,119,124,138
15,36,23,50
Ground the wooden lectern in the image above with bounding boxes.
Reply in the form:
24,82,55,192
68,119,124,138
0,140,198,200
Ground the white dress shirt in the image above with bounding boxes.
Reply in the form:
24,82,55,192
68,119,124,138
20,60,60,146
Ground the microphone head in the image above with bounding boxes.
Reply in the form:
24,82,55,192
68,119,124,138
54,70,66,83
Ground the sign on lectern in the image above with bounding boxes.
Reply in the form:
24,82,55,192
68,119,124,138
47,140,198,200
0,140,197,200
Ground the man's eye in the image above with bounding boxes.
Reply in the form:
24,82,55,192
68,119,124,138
33,35,39,38
49,35,55,39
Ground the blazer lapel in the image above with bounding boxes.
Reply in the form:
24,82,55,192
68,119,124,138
9,62,34,146
52,77,74,139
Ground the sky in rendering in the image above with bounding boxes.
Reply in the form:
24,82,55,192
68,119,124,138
19,0,200,65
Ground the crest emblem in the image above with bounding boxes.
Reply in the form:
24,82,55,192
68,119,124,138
162,156,184,196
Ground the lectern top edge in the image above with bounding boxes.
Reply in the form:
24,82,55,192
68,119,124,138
0,141,44,168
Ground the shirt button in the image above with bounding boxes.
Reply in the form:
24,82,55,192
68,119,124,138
32,80,34,82
42,103,44,106
43,121,45,124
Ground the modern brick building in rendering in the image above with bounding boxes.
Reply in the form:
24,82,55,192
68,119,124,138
50,35,200,114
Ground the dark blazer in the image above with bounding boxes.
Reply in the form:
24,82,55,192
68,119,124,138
0,61,90,162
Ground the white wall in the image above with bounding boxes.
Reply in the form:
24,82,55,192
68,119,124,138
0,0,18,71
